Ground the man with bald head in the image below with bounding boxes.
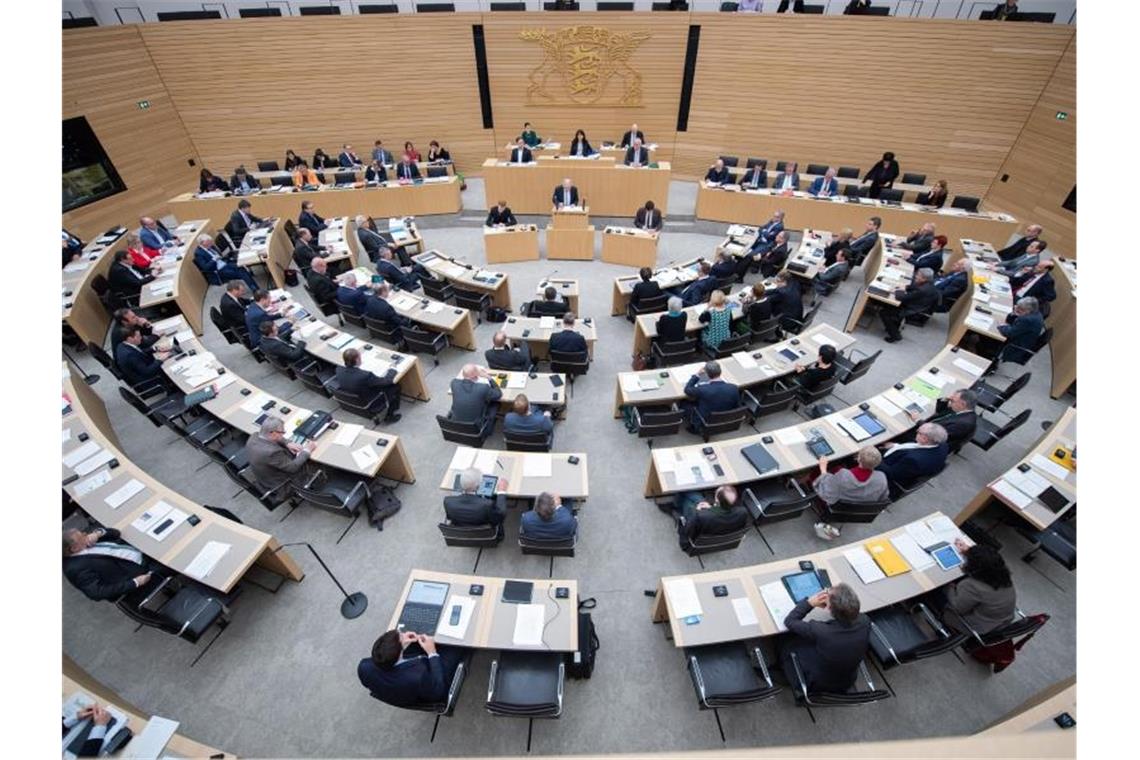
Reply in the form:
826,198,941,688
485,331,533,372
705,159,731,185
336,272,370,315
998,224,1043,262
138,216,179,253
307,256,338,305
898,222,936,256
620,123,645,148
933,258,971,307
552,177,579,209
449,364,501,438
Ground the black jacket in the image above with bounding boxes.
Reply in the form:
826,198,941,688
298,210,327,238
485,207,517,227
894,281,942,317
683,505,747,544
220,293,251,330
485,342,532,371
631,279,664,307
307,270,338,306
782,598,871,692
656,312,688,343
293,241,319,271
261,335,307,365
549,329,588,354
552,185,579,207
63,529,147,602
444,492,507,526
108,261,151,297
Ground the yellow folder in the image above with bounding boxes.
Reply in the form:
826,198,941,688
865,539,910,577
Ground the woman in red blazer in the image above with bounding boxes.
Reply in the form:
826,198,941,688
127,232,162,272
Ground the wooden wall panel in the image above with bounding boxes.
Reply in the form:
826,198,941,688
480,12,688,162
62,26,200,241
982,36,1076,256
674,15,1075,202
138,16,496,180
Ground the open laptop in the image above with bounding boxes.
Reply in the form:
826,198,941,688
396,580,450,634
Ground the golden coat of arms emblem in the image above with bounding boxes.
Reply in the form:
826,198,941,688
519,26,651,106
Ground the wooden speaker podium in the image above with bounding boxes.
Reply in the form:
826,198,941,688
547,206,594,260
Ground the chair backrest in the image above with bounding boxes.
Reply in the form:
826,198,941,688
902,631,970,664
549,349,590,377
631,292,669,315
296,365,333,397
837,166,860,179
337,301,366,328
994,408,1032,440
634,406,684,439
262,348,297,378
901,172,927,185
750,316,781,343
879,188,904,203
364,314,403,345
504,429,553,452
486,651,564,717
421,277,454,302
403,326,448,355
117,385,162,427
746,157,767,170
332,385,385,421
718,155,739,168
999,372,1032,404
452,287,491,313
699,406,749,439
436,414,487,446
747,381,798,419
719,1,739,9
838,349,881,385
257,160,280,172
519,533,576,557
713,275,736,295
271,176,292,188
823,498,891,524
427,165,448,178
438,522,500,548
806,163,829,176
335,171,355,184
653,337,699,365
844,184,866,199
209,307,240,345
295,479,367,513
951,195,980,212
775,161,789,173
687,523,749,556
796,373,840,404
745,487,814,525
708,332,750,358
794,301,821,333
977,612,1049,647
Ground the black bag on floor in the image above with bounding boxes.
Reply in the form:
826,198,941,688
283,268,299,287
566,597,599,679
486,306,509,322
367,488,402,531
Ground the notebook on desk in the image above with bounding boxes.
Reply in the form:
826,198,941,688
741,443,779,476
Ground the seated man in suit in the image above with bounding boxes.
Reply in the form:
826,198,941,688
814,249,850,296
733,211,786,280
901,389,978,452
773,161,800,192
395,154,421,181
376,248,421,292
758,231,791,278
114,326,170,386
823,229,854,266
336,347,402,423
680,261,717,307
485,331,533,371
219,280,252,332
997,296,1045,364
245,289,293,348
228,199,264,245
372,140,394,166
485,200,518,227
358,630,465,709
550,313,589,355
629,267,664,312
739,162,768,189
355,215,401,263
531,286,570,317
1010,260,1056,312
880,267,940,343
898,222,936,256
907,234,948,273
808,167,839,198
108,250,153,301
62,702,122,757
508,137,534,164
521,491,578,542
997,224,1043,262
110,308,158,355
365,159,388,183
878,422,950,492
624,137,650,167
847,216,881,265
292,228,321,273
138,216,179,253
780,583,870,694
768,272,805,333
245,416,315,501
194,233,258,289
449,364,502,436
999,238,1047,274
620,123,645,148
672,486,747,552
229,166,260,194
933,258,971,308
307,257,338,307
364,281,412,335
681,360,741,431
705,159,731,185
338,144,362,167
504,394,553,440
258,320,310,369
634,200,663,231
62,526,159,602
336,272,372,316
710,251,736,280
445,467,507,533
298,201,328,239
551,178,579,209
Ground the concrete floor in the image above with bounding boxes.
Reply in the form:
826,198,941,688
63,179,1075,758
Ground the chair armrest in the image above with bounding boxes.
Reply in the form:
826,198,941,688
344,480,369,512
176,596,223,638
486,660,498,702
556,662,565,715
445,661,466,714
857,660,876,692
751,645,773,688
940,604,986,645
689,655,707,701
869,621,899,666
914,602,950,638
742,489,763,521
789,651,809,700
692,409,708,428
301,469,325,490
138,576,175,610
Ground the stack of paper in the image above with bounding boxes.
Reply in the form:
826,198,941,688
733,351,758,370
619,374,642,393
63,441,101,469
891,533,935,570
507,374,527,389
351,445,380,470
775,427,807,446
473,450,499,473
73,470,114,497
732,598,759,627
105,479,145,508
870,394,903,417
523,454,553,478
334,423,364,447
185,541,231,580
75,449,116,476
539,316,556,330
435,595,476,640
1031,454,1071,481
953,358,986,376
132,501,174,532
810,332,837,347
512,604,547,646
844,546,887,583
759,581,796,632
992,478,1034,509
664,578,702,619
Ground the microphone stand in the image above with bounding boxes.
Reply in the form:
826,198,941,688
272,542,367,619
63,347,100,385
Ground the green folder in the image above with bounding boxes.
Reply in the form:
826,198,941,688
905,377,941,400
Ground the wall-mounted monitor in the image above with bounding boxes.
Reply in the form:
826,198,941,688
63,116,127,212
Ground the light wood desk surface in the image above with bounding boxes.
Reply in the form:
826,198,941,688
610,257,704,316
315,216,359,268
482,157,671,216
601,225,660,268
449,368,569,411
956,407,1076,531
439,446,589,500
633,291,746,356
842,233,914,332
345,266,477,351
946,239,1014,345
484,224,540,264
652,511,966,648
388,569,579,652
62,226,128,347
613,324,855,418
532,277,580,316
63,366,303,592
135,219,211,336
247,159,453,185
644,345,989,497
722,164,934,203
501,315,599,360
1048,258,1076,398
236,217,293,290
413,249,512,309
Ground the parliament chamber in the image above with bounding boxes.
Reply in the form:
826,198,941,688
51,2,1090,758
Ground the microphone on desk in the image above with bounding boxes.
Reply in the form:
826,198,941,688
540,268,559,286
270,542,367,619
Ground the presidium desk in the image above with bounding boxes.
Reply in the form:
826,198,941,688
481,157,671,217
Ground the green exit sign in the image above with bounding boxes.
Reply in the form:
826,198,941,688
137,100,150,110
1055,111,1068,120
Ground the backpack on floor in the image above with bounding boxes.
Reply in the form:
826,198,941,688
566,597,599,679
367,488,402,531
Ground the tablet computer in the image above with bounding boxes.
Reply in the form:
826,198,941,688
853,412,886,437
781,570,823,603
932,544,963,571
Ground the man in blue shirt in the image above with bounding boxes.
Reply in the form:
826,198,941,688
193,233,257,289
503,394,553,441
520,492,578,542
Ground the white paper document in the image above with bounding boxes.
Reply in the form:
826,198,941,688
132,501,174,533
1004,468,1049,497
775,427,807,446
870,394,903,417
63,441,101,468
619,374,642,393
74,449,115,476
992,478,1034,510
1030,454,1070,481
664,578,703,619
904,520,939,549
844,547,887,583
351,445,380,470
759,581,796,632
240,392,273,414
507,373,527,389
62,428,72,444
105,478,145,508
512,604,547,646
473,450,499,473
449,447,477,472
891,534,935,570
732,598,759,627
185,541,231,580
335,423,364,447
73,470,114,497
836,416,871,441
129,716,181,760
523,454,553,478
148,508,189,541
917,371,948,389
539,316,556,330
733,351,758,370
810,332,837,347
928,514,970,546
328,332,355,350
952,358,986,376
435,595,476,640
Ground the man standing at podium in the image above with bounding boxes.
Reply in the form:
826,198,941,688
509,137,534,164
552,178,579,209
620,123,645,148
625,138,650,167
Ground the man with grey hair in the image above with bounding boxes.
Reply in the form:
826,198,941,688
881,266,940,343
443,467,506,536
781,583,870,693
62,526,159,602
245,416,316,503
354,215,404,264
811,447,890,540
194,232,257,289
878,422,950,495
898,221,936,256
521,492,578,541
307,256,338,306
933,258,971,306
905,388,978,452
681,360,741,434
997,295,1045,365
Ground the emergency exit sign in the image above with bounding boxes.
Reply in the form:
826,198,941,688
137,100,150,110
1056,111,1068,120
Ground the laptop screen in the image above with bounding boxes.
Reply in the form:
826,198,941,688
407,580,449,606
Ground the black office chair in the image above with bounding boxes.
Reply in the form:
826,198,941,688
742,479,814,555
335,171,355,185
336,301,366,329
436,414,494,447
363,315,405,348
942,607,1050,669
368,650,473,743
485,651,565,752
631,405,684,447
293,469,372,542
718,155,739,168
504,429,553,452
774,161,789,173
1015,512,1076,570
209,307,243,346
814,498,891,528
86,341,126,384
303,281,344,325
788,654,891,724
806,163,829,176
719,2,740,11
652,337,699,367
261,349,299,381
837,166,861,180
548,350,589,397
745,158,767,170
833,349,881,386
997,327,1052,368
627,292,669,322
402,327,449,366
742,381,797,423
257,160,280,172
426,165,448,178
951,196,981,212
115,579,239,667
691,406,749,442
790,374,840,409
704,332,750,360
222,456,293,512
971,372,1030,412
878,188,904,203
439,519,502,551
295,363,336,398
270,176,292,188
519,533,577,577
685,642,782,742
330,384,390,426
867,604,968,694
888,462,947,501
420,276,455,303
783,301,821,335
901,172,926,186
843,184,866,199
453,288,492,323
679,521,750,566
970,408,1031,452
747,316,781,344
117,385,189,429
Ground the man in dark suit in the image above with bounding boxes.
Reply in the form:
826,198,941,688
999,238,1047,274
298,201,328,238
376,248,421,292
365,160,388,183
355,216,402,263
485,200,518,227
109,308,158,355
862,152,900,199
619,123,645,148
681,261,718,306
219,280,252,332
898,222,936,256
307,257,338,306
878,422,950,491
357,630,465,709
629,267,664,311
292,228,320,273
710,251,736,280
997,297,1045,364
773,161,800,192
814,250,850,296
808,168,839,198
334,272,370,315
245,416,315,498
338,144,362,167
194,233,257,289
521,491,578,541
847,216,881,265
734,211,786,280
114,326,170,386
372,140,394,166
258,321,310,369
245,289,293,348
780,583,871,693
445,467,507,531
768,272,805,332
549,313,589,354
823,229,854,266
739,163,768,189
336,347,402,423
229,166,259,194
758,231,790,278
624,138,650,167
107,250,153,301
531,286,570,317
508,137,534,164
364,281,412,336
62,527,157,602
395,155,421,181
908,235,948,274
681,361,741,432
933,259,970,309
485,331,533,371
1010,260,1057,312
674,486,747,552
228,199,264,245
997,224,1043,262
551,178,579,208
705,159,731,184
880,267,941,343
449,364,502,436
907,389,978,452
634,200,663,231
504,393,554,439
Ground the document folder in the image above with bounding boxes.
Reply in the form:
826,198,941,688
865,539,910,577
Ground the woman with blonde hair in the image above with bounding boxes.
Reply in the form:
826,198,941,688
698,289,733,351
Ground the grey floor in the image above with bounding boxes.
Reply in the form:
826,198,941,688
63,179,1076,758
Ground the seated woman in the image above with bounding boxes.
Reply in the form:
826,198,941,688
312,148,333,170
932,542,1017,635
403,141,421,163
283,149,301,171
568,129,594,157
199,168,230,193
125,232,162,274
655,296,688,344
292,161,320,187
520,122,542,148
738,282,773,333
918,179,949,208
698,290,733,353
790,344,837,392
810,447,890,540
425,141,451,164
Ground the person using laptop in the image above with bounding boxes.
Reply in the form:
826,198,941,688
520,492,577,542
810,448,890,541
357,629,465,709
444,467,506,536
780,583,870,693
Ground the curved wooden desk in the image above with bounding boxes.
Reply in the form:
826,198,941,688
482,156,671,216
62,227,128,347
136,219,212,336
413,250,512,309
